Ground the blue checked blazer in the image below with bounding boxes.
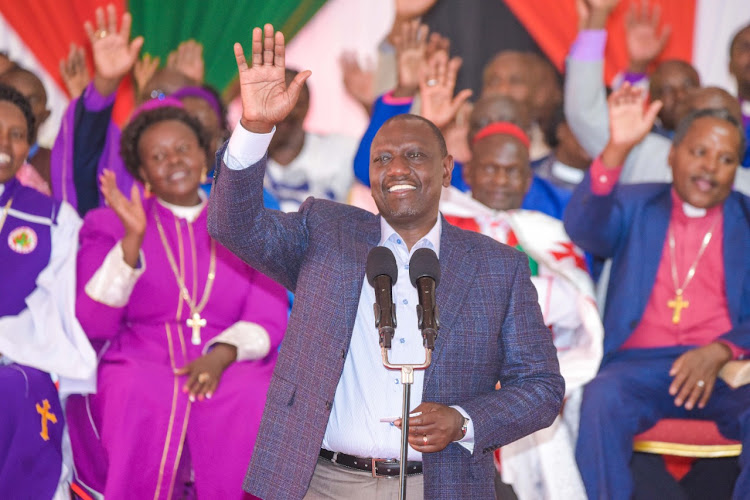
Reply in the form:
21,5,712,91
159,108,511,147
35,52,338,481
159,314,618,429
207,147,564,500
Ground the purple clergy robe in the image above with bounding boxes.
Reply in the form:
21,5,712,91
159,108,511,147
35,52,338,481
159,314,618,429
67,197,288,500
49,82,134,212
0,179,65,496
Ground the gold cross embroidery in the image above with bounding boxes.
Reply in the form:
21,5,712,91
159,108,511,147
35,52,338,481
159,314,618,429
36,399,58,441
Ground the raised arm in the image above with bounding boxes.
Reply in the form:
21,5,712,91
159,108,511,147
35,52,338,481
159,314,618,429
564,0,619,156
564,83,661,256
207,24,312,291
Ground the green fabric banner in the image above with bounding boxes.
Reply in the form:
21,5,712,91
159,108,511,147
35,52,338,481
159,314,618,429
129,0,327,93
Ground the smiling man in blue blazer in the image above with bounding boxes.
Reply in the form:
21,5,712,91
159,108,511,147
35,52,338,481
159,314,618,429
564,83,750,500
208,24,564,500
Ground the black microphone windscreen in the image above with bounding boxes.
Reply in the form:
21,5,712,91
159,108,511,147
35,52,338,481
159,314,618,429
409,247,440,287
366,246,398,286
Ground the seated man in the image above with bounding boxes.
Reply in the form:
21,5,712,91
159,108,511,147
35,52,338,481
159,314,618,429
564,82,750,499
0,84,96,497
440,122,602,500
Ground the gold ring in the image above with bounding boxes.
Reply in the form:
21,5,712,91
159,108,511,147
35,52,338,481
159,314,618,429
198,372,210,384
422,435,428,444
95,30,108,39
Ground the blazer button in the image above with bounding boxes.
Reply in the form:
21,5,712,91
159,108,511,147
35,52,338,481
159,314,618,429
341,349,346,359
325,401,333,411
629,320,638,329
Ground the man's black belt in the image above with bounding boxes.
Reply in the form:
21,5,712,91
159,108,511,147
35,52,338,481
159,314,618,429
319,449,423,477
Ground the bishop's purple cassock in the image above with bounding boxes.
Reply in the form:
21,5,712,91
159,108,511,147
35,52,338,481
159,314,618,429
66,196,289,499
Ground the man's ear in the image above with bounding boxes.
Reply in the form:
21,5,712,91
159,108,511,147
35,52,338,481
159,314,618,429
442,154,454,188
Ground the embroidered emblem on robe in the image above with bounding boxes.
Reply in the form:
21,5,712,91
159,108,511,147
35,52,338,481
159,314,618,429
8,226,38,254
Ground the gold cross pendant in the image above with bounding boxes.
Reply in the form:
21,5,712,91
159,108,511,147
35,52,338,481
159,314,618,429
187,312,207,345
667,293,689,324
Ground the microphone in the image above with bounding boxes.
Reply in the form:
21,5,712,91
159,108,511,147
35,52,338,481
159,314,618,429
366,246,398,349
409,248,440,350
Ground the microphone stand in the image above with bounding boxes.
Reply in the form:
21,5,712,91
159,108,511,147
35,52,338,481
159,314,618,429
380,338,435,500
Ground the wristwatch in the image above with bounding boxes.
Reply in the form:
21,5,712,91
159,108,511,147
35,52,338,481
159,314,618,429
460,417,470,439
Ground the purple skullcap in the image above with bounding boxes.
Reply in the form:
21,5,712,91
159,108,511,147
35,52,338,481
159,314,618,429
130,96,184,120
171,86,223,124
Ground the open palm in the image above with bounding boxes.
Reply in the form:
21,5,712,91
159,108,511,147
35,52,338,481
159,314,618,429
419,52,472,129
84,5,143,82
234,24,311,132
100,170,146,238
608,84,662,148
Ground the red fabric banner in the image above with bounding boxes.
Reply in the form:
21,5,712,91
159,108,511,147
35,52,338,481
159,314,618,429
503,0,697,84
1,0,133,123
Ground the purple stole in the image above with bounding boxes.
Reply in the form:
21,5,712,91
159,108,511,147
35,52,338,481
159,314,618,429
0,179,63,495
0,179,55,316
49,92,135,210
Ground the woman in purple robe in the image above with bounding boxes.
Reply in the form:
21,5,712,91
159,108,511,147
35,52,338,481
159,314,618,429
66,103,288,499
0,84,96,499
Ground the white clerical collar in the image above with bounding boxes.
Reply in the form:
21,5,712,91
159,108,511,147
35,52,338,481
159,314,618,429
379,214,442,257
157,190,207,223
551,160,586,184
682,201,707,218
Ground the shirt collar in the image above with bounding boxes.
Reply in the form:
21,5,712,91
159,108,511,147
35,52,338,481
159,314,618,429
379,214,442,257
157,189,208,223
551,160,586,184
670,188,722,219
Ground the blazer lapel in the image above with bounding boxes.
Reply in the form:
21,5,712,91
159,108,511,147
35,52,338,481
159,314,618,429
637,188,671,317
424,218,478,388
723,193,750,323
339,214,381,346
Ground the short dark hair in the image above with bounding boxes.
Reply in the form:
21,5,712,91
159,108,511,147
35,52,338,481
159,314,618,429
673,108,747,158
380,114,448,158
0,83,35,144
120,106,212,182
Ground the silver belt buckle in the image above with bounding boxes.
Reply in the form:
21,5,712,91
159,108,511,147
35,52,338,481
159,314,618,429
372,457,396,478
371,457,381,478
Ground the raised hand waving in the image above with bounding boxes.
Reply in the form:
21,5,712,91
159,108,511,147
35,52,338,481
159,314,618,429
84,4,143,96
234,24,311,133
